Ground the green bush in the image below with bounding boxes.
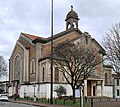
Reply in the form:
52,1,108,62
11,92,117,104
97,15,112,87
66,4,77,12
54,85,67,98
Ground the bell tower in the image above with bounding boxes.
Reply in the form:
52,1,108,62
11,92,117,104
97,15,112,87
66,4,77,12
65,6,79,30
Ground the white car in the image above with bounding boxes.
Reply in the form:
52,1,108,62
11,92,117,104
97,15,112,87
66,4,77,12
0,94,9,101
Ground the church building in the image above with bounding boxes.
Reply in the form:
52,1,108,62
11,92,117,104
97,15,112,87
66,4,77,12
8,6,113,98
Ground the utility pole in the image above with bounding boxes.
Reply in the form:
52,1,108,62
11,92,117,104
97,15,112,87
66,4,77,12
50,0,54,104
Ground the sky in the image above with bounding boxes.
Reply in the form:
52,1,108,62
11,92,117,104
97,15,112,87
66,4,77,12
0,0,120,80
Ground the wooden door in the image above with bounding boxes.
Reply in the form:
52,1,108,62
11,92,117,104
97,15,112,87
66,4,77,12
87,81,91,96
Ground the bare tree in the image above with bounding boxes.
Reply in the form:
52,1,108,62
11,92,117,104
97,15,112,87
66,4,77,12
53,41,103,104
0,56,7,77
103,23,120,75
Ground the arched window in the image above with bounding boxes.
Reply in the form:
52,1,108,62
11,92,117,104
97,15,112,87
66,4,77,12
54,67,59,82
67,22,71,29
73,22,77,28
31,59,35,74
14,55,21,80
42,67,45,81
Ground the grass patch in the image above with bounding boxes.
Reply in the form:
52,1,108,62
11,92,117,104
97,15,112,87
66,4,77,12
17,97,88,107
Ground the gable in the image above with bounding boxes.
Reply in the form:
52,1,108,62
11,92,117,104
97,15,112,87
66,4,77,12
82,32,106,55
10,41,25,59
91,39,106,55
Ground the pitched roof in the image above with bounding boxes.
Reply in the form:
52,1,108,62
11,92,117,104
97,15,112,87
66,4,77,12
20,29,105,55
21,32,40,40
20,28,82,44
112,73,120,79
32,28,82,43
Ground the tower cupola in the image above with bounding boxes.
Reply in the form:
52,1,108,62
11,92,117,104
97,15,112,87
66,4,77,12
65,6,79,30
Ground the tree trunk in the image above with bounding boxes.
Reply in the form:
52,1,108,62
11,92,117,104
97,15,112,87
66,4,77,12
72,87,76,104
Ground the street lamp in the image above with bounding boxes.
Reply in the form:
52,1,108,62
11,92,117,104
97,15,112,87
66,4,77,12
82,83,85,107
33,83,36,101
79,83,84,107
50,0,54,104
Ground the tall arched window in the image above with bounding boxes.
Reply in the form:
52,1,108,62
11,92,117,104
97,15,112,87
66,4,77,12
31,59,35,74
54,67,59,82
42,67,45,81
14,55,21,80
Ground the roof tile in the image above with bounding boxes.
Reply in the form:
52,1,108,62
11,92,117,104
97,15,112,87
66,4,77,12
22,33,39,40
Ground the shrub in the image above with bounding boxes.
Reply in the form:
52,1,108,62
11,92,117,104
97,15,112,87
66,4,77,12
54,85,67,98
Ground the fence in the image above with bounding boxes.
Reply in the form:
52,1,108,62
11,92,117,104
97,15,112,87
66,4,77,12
16,96,120,107
86,97,120,107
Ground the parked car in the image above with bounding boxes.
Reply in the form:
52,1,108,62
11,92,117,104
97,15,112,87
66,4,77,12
0,94,9,101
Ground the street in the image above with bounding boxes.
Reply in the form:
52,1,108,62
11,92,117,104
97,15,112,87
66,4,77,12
0,101,39,107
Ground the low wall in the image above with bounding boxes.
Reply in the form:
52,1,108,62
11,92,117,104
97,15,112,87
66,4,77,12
96,85,113,97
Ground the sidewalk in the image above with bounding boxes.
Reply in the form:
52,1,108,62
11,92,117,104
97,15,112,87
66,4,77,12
9,99,73,107
10,98,120,107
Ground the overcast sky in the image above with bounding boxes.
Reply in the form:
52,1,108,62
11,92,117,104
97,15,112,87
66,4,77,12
0,0,120,80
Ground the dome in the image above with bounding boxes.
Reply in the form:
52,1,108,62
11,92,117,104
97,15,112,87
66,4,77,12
66,6,79,20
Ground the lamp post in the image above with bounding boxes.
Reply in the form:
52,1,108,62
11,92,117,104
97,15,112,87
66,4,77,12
80,83,84,107
18,84,21,97
33,83,36,101
79,86,81,107
50,0,54,104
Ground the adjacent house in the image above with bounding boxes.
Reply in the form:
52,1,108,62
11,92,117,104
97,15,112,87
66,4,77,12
8,6,113,98
112,73,120,98
0,81,9,94
103,65,113,97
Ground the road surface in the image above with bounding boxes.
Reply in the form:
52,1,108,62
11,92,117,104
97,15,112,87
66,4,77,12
0,101,39,107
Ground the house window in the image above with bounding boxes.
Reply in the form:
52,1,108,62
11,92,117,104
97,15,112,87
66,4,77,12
117,89,120,96
14,55,21,80
54,67,59,82
31,59,35,74
42,67,45,81
105,73,108,84
117,79,119,86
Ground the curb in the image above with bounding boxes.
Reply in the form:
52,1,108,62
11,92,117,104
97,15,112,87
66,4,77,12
9,99,47,107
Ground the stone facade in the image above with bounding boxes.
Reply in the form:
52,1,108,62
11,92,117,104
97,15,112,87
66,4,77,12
8,6,113,99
